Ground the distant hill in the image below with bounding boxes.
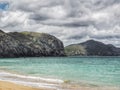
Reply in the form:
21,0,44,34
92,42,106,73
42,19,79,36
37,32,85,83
65,40,120,56
0,30,65,57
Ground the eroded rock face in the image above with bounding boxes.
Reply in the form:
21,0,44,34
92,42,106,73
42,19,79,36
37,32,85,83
0,30,65,57
65,40,120,56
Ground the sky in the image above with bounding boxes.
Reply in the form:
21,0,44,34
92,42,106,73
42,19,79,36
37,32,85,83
0,0,120,47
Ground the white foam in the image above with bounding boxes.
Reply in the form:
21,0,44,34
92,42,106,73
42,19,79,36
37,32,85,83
0,71,63,83
0,71,64,89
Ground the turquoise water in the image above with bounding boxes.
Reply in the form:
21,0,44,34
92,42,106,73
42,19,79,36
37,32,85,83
0,57,120,86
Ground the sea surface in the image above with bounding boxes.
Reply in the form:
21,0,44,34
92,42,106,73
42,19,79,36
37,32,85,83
0,57,120,89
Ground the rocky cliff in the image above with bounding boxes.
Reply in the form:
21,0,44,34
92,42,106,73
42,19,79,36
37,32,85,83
65,40,120,56
0,30,65,57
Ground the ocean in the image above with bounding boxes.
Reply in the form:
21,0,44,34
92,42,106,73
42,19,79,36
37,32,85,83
0,57,120,89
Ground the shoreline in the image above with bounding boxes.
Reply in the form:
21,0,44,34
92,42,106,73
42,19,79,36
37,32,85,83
0,80,120,90
0,70,64,89
0,70,120,90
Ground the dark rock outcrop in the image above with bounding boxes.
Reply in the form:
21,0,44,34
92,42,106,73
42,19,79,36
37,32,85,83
65,40,120,56
0,30,65,57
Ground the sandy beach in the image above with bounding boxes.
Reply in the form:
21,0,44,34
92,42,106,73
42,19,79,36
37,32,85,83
0,80,120,90
0,81,42,90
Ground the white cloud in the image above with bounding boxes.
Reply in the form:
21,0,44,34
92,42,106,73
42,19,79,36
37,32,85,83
39,5,67,19
0,0,120,47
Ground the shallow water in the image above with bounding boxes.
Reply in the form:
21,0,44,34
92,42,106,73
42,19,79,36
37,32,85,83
0,57,120,87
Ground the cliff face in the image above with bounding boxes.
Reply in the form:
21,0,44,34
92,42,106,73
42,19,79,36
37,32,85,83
65,40,120,56
0,30,65,57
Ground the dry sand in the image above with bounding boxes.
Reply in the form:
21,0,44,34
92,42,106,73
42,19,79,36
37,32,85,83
0,81,42,90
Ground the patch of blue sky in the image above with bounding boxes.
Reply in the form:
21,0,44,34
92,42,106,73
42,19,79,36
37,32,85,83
0,2,9,10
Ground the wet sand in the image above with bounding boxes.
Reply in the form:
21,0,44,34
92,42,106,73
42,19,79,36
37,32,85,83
0,80,120,90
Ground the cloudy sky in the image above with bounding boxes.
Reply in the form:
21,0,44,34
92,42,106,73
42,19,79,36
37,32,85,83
0,0,120,47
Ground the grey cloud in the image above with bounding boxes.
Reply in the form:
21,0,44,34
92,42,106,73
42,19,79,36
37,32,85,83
91,35,120,39
67,35,85,40
40,20,92,27
29,13,49,21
